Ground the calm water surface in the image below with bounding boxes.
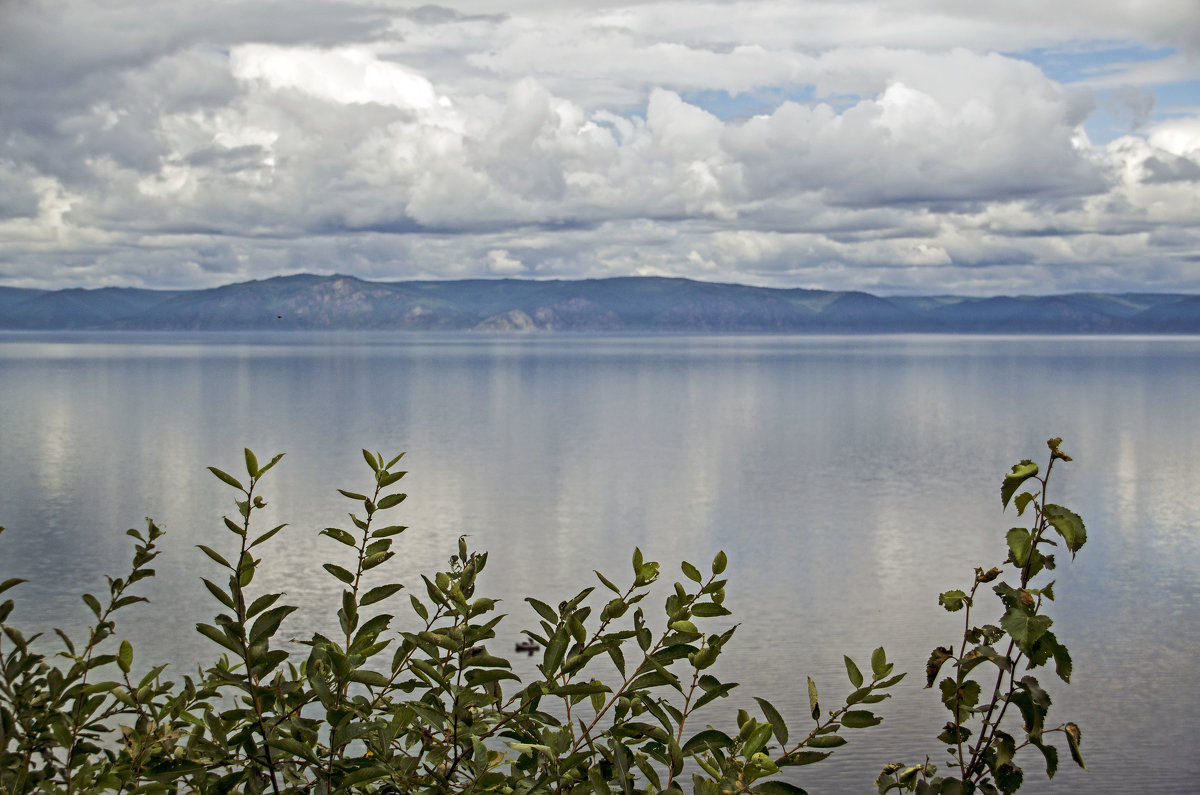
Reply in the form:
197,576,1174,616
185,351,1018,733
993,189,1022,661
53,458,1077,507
1,332,1198,792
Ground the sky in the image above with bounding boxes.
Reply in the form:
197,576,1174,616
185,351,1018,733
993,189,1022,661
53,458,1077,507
1,0,1198,295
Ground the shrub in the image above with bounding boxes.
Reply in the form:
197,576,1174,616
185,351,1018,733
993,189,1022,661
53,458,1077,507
0,440,1086,793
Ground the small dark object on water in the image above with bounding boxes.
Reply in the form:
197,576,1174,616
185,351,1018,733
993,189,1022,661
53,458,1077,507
515,640,539,654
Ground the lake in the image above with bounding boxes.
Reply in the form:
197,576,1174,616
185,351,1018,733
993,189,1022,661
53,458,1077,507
1,332,1198,791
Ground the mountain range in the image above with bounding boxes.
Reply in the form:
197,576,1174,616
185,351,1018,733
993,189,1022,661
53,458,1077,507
1,274,1198,333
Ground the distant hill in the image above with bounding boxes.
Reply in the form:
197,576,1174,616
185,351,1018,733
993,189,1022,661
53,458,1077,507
0,274,1196,333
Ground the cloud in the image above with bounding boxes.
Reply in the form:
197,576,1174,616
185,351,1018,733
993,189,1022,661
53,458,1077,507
0,0,1198,294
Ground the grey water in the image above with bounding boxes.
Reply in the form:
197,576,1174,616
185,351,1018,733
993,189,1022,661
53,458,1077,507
1,332,1198,792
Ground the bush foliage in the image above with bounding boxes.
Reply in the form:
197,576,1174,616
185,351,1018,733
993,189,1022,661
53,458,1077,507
0,439,1086,793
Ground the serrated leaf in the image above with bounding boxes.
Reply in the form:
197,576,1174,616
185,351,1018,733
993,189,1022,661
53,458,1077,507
1001,460,1038,509
1006,528,1033,567
681,561,703,583
939,590,968,612
1014,491,1036,516
1029,735,1059,779
1043,504,1087,557
1001,608,1053,655
925,645,955,688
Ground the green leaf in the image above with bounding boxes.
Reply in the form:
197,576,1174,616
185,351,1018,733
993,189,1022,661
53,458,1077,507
1000,608,1053,656
753,781,809,794
742,723,774,758
755,696,789,745
682,729,733,755
993,762,1023,794
805,733,847,748
526,597,559,623
1009,676,1051,739
1006,528,1033,567
249,523,286,549
321,527,358,547
118,639,133,674
779,751,831,767
1014,491,1036,516
844,655,864,688
196,622,241,654
377,493,407,510
0,577,26,595
196,545,232,570
201,578,235,610
249,605,298,644
266,737,320,766
594,570,622,594
324,563,355,585
257,452,285,477
1043,504,1087,557
840,710,881,729
939,590,968,612
207,466,244,491
807,676,820,720
362,449,380,472
82,592,103,619
669,619,699,636
692,602,732,617
870,647,888,678
245,592,282,619
681,561,703,583
361,583,404,606
1029,736,1059,779
244,448,259,478
348,670,391,687
1001,460,1038,509
712,550,728,575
